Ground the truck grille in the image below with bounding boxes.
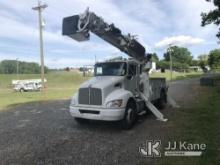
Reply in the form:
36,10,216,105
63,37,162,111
78,88,102,105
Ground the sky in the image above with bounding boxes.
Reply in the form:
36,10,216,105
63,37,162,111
0,0,219,68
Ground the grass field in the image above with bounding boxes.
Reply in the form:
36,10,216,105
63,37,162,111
150,70,203,81
157,84,220,165
153,73,220,164
0,70,202,109
0,71,89,109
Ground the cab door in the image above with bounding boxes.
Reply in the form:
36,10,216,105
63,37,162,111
125,63,138,94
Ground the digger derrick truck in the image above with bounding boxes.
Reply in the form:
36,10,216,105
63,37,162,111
62,9,168,129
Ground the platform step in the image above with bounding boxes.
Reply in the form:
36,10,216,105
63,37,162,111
140,93,168,122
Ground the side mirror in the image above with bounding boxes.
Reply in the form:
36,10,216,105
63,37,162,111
126,74,133,80
146,53,152,61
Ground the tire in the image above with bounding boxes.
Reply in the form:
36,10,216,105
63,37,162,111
157,90,167,109
20,88,25,92
121,101,137,130
74,117,89,124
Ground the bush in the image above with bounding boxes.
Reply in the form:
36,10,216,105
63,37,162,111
157,60,189,71
0,60,49,74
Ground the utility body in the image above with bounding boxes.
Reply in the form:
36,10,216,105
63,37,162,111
12,79,46,92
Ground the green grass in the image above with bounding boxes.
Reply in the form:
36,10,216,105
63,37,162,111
0,71,89,109
157,84,220,164
0,71,202,109
150,70,203,81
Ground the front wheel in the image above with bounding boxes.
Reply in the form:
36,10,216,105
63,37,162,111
74,117,89,124
121,101,137,130
20,88,25,92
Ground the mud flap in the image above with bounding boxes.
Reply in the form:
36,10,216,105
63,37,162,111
140,93,168,122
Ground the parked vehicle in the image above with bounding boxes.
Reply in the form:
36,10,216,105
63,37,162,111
12,79,46,92
70,59,167,129
62,9,168,129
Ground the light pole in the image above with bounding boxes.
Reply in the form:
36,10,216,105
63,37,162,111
168,44,173,81
94,55,97,63
32,1,47,90
16,58,19,80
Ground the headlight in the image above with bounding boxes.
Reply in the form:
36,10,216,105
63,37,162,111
106,99,123,108
70,97,77,106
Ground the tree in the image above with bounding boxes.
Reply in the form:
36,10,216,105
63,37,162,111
65,67,70,71
201,0,220,39
208,49,220,69
190,59,199,66
157,60,170,69
164,46,193,64
198,54,209,68
0,60,17,74
0,60,49,74
198,54,209,61
151,53,159,62
157,60,189,70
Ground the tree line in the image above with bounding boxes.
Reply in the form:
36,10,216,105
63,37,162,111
0,60,49,74
201,0,220,40
151,46,220,71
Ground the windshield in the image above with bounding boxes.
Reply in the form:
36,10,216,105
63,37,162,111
94,62,127,76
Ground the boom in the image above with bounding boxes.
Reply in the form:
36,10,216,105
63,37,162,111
62,9,148,62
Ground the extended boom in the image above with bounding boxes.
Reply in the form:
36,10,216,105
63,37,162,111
62,8,147,62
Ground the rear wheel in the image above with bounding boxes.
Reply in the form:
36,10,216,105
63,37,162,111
121,101,137,129
157,90,167,109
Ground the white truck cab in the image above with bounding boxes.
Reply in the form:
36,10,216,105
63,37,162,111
70,59,167,129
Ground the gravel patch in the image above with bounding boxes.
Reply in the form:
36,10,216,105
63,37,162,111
0,79,200,165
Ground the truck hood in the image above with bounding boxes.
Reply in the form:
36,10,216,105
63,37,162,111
80,76,124,89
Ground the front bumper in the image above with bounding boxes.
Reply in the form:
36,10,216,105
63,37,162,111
69,105,125,121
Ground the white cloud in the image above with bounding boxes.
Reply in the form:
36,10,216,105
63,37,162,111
0,0,219,67
0,0,153,48
46,58,95,68
155,35,205,48
0,14,119,54
0,52,94,68
163,0,217,37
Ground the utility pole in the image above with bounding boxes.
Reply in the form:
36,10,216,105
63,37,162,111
32,1,47,90
168,44,173,82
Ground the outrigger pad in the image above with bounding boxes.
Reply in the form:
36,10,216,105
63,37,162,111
62,15,90,41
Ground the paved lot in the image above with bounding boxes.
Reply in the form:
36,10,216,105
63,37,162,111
0,79,200,165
